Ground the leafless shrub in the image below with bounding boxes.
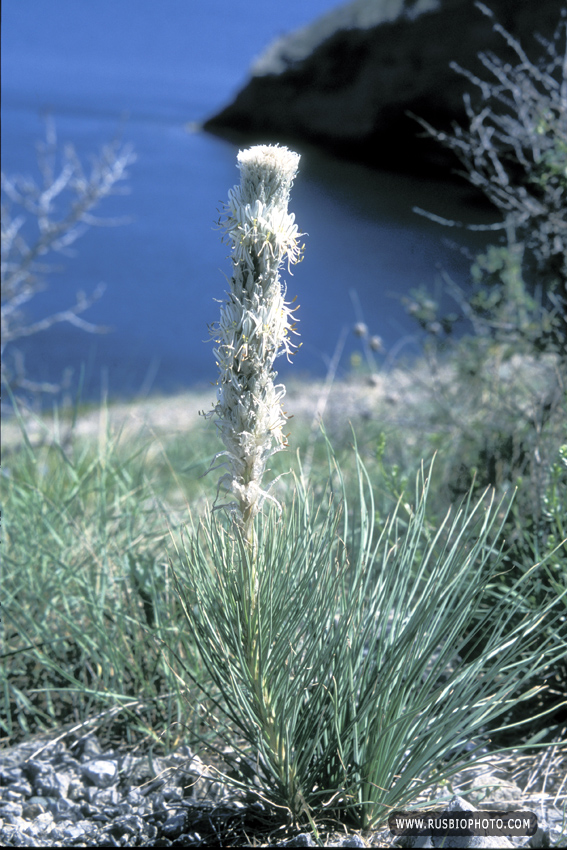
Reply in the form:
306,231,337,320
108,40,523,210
400,4,566,567
410,2,566,354
1,119,135,395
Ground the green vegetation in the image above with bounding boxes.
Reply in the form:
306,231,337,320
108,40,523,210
174,445,564,830
1,6,566,844
2,365,565,837
1,400,198,751
401,3,567,752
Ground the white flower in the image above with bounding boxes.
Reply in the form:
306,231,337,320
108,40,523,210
208,145,304,532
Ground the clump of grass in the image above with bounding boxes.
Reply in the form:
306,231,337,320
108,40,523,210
173,434,566,830
0,397,201,751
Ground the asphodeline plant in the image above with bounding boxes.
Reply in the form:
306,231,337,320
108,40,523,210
208,144,303,552
177,144,309,814
172,145,567,835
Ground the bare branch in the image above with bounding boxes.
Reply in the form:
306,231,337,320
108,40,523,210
1,120,135,395
412,206,507,231
411,8,567,283
407,5,567,358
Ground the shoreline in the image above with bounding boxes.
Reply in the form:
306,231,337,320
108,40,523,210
3,349,563,453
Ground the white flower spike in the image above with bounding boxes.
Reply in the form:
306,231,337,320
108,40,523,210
208,144,304,540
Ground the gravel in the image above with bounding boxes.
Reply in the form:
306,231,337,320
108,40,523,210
0,732,245,847
1,730,565,847
0,732,380,846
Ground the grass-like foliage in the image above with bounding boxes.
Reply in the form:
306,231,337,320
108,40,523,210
165,141,566,833
172,441,566,829
0,397,198,749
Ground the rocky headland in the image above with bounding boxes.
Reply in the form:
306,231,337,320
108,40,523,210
203,0,565,176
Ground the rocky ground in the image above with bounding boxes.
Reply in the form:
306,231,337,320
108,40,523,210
0,729,383,847
1,726,565,847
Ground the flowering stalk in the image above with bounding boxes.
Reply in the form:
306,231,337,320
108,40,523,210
210,144,303,549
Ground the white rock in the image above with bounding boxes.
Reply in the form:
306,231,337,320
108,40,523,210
81,759,118,788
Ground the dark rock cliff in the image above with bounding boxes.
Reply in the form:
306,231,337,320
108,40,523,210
203,0,566,176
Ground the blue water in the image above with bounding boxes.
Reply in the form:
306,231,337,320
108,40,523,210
2,0,494,402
